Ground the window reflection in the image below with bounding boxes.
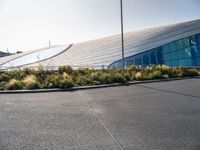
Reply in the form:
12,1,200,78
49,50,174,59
109,33,200,69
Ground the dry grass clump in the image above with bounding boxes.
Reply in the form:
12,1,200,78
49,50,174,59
23,75,40,89
135,72,142,80
63,72,69,79
5,79,23,90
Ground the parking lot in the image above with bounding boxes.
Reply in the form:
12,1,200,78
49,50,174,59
0,79,200,150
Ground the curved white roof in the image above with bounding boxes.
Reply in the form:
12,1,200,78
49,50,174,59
0,19,200,69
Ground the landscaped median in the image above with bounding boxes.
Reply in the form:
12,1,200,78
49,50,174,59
0,65,200,91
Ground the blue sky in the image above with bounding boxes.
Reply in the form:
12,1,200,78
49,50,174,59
0,0,200,52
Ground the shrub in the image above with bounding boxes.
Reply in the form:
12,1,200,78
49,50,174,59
75,76,84,86
151,70,162,79
24,68,36,75
0,81,6,90
99,72,112,84
91,72,100,81
142,73,153,80
81,68,91,75
0,73,10,82
129,65,137,72
60,77,74,88
44,74,63,88
175,69,183,77
111,73,126,83
5,79,24,90
36,68,47,82
59,65,73,74
75,76,93,86
182,69,199,77
23,75,41,89
159,67,170,75
8,70,26,80
167,68,178,78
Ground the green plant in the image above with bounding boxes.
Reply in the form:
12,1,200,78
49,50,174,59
5,79,24,90
44,74,63,88
75,76,90,86
81,68,91,75
91,72,103,81
23,68,36,75
0,73,10,82
60,77,74,88
182,69,199,77
99,72,112,84
8,70,26,80
151,70,162,79
36,67,47,83
167,68,177,78
128,65,137,72
142,73,153,80
59,65,73,74
175,69,183,77
111,73,126,83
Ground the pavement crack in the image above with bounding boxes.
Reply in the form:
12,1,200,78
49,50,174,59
78,91,124,150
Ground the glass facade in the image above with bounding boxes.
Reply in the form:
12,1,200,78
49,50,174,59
108,33,200,69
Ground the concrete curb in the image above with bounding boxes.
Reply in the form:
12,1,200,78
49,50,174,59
0,77,199,94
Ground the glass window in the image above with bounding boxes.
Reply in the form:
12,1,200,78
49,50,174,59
156,47,163,64
176,40,183,49
173,49,190,60
171,60,179,67
116,60,123,68
126,56,134,66
162,44,170,54
163,53,171,61
195,34,200,43
190,46,199,58
170,51,179,60
192,58,200,67
164,61,171,67
184,58,192,67
149,50,157,65
176,38,190,49
109,33,200,69
142,52,150,66
135,54,142,66
189,36,196,46
185,48,192,58
169,42,177,52
179,59,185,67
195,34,200,56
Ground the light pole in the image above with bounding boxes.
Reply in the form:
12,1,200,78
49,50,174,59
120,0,125,78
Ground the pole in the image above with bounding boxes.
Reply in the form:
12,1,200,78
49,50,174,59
49,40,51,47
120,0,125,78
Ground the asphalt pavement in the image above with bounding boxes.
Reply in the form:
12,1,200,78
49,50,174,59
0,79,200,150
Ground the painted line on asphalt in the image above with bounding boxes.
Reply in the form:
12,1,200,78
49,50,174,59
78,91,124,150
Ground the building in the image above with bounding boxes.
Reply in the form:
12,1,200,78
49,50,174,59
0,19,200,70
